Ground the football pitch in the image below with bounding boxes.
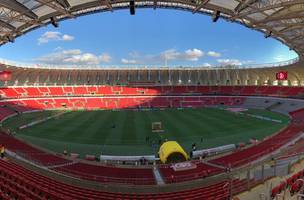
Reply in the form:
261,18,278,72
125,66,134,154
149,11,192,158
2,107,290,157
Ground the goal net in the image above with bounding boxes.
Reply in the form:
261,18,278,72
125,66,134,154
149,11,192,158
152,122,164,133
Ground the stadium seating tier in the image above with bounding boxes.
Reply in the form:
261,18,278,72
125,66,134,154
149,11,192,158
0,85,304,199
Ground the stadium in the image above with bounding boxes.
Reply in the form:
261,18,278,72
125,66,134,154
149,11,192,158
0,0,304,200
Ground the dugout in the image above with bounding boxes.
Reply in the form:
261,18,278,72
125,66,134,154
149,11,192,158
159,141,188,163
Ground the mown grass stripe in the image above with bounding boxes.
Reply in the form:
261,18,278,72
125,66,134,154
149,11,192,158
5,107,290,157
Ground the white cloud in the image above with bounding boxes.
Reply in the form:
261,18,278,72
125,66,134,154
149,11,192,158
217,59,242,66
207,51,221,57
62,49,81,55
36,49,111,66
184,49,205,61
38,31,74,44
121,58,138,64
63,53,99,64
202,63,212,67
99,53,112,63
121,48,205,65
128,51,141,58
62,34,74,41
160,48,204,61
53,46,63,51
160,49,181,61
274,55,287,62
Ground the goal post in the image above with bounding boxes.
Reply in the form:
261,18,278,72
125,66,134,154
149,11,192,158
152,122,164,133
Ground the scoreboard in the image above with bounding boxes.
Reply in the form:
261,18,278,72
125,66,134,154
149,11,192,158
0,70,12,81
276,71,288,80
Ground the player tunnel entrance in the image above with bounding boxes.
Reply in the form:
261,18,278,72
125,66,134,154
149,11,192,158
159,141,188,164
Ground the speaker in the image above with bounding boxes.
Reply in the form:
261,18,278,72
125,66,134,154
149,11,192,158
212,11,220,22
264,31,272,38
50,17,59,28
6,35,14,43
130,1,135,15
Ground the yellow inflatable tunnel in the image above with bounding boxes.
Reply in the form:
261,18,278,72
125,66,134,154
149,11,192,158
159,141,188,163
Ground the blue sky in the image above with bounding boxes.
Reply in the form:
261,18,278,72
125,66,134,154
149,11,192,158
0,9,298,67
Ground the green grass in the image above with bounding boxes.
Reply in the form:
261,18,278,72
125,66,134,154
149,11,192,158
243,109,289,122
2,110,64,133
2,107,290,157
